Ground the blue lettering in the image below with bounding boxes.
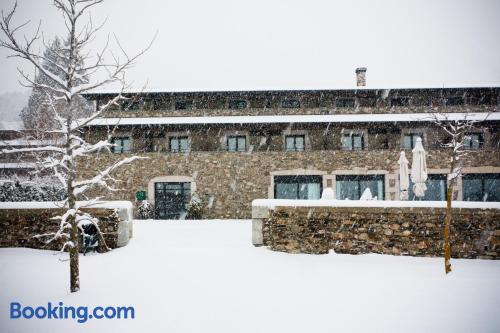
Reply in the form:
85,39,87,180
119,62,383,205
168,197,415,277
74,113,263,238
10,302,21,319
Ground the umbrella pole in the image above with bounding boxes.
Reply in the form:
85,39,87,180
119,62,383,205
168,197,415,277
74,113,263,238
444,181,453,274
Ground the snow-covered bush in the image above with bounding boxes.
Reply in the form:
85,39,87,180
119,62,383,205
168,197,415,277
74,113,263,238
0,180,66,202
186,192,203,219
137,200,154,219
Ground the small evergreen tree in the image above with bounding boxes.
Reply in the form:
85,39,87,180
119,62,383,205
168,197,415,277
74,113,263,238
186,192,203,219
137,200,154,219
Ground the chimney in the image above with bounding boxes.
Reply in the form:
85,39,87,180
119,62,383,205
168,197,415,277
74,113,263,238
355,67,367,87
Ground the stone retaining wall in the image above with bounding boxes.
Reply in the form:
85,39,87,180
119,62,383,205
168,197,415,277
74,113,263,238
0,207,131,251
252,204,500,259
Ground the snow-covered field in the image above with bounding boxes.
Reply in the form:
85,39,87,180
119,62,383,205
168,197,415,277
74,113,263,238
1,220,499,333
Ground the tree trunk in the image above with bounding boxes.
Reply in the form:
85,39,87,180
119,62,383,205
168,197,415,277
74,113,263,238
69,214,80,292
444,183,452,274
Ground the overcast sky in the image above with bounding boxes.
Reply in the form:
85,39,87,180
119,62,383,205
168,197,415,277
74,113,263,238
0,0,499,95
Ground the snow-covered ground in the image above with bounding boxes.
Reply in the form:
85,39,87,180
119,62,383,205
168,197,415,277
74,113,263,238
1,220,499,333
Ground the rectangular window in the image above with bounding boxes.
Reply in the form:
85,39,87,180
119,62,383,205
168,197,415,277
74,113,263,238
336,175,385,200
281,99,301,108
342,133,364,150
358,97,376,107
227,136,246,152
169,136,189,153
336,98,355,108
446,96,464,106
403,133,423,150
408,174,447,201
228,100,247,109
121,100,144,111
175,100,193,110
462,174,500,202
391,97,409,107
111,137,131,153
285,135,305,151
463,133,484,150
274,175,322,200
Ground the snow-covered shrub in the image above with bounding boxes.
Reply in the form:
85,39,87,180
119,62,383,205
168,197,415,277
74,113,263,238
0,180,66,202
186,192,203,219
137,200,154,219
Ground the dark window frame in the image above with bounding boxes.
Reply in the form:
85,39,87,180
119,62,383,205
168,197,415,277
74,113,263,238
342,133,365,150
285,135,306,152
391,97,410,107
228,100,248,109
281,99,301,108
462,173,500,202
403,133,424,150
111,137,131,154
169,136,189,153
175,100,194,110
121,99,144,111
446,96,464,106
336,175,385,200
463,133,484,150
227,135,247,152
273,175,323,200
336,98,355,108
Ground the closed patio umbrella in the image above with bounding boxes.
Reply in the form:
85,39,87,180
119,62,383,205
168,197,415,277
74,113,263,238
410,137,428,198
398,151,410,200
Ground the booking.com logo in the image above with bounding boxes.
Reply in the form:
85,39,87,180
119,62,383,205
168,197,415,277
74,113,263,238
10,302,135,323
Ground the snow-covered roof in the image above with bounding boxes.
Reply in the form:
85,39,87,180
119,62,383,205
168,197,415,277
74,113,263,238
252,199,500,210
0,121,24,131
86,112,498,126
0,139,59,147
85,85,500,95
0,162,37,169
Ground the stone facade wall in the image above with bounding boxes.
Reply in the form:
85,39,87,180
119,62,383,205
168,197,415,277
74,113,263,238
77,149,500,219
89,87,500,118
0,208,124,251
253,205,500,259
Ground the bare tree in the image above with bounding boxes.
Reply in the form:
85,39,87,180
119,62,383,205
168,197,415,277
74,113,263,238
431,112,489,274
0,0,154,292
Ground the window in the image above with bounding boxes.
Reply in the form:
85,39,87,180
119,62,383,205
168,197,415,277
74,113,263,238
462,174,500,202
285,135,305,151
446,96,464,106
391,97,409,107
111,137,131,153
175,100,193,110
154,182,191,219
121,100,144,111
463,133,484,150
336,175,385,200
170,136,189,153
342,133,364,150
336,98,355,108
228,100,247,109
403,133,424,150
227,136,246,152
281,99,300,108
358,97,376,107
408,174,446,201
274,175,322,200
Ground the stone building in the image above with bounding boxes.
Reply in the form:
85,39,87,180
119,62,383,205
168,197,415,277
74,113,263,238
78,81,500,219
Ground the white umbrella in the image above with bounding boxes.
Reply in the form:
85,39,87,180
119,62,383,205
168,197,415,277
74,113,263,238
398,151,410,200
410,137,428,198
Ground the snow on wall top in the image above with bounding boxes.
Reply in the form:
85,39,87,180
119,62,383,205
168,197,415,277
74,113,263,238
252,199,500,210
86,112,498,127
0,201,134,221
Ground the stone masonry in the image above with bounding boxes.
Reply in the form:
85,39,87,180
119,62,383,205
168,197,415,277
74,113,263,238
0,208,125,251
254,205,500,259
